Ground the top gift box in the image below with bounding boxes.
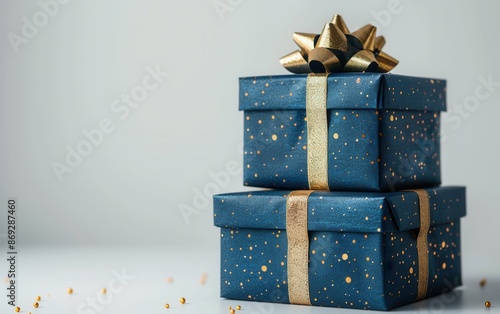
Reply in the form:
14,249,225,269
240,15,446,192
240,72,446,192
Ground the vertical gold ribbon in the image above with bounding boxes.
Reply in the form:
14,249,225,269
306,74,330,190
411,189,430,301
286,190,314,305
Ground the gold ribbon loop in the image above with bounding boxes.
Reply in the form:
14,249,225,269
286,190,314,305
411,189,431,301
306,74,330,190
280,14,399,74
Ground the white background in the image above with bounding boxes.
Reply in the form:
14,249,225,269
0,0,499,313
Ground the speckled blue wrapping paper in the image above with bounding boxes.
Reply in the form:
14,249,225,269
213,186,465,310
240,73,446,191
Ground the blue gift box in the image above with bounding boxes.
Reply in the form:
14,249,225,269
240,73,446,191
213,186,465,310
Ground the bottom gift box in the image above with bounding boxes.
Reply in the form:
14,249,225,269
213,186,466,311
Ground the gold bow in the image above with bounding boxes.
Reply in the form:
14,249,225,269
280,15,398,74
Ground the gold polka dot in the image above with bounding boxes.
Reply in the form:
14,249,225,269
366,257,370,261
441,241,446,248
246,116,250,120
261,265,267,272
390,115,394,121
442,263,447,270
272,134,277,141
333,133,339,140
302,145,307,150
345,277,352,284
409,267,414,274
258,120,262,124
342,253,348,261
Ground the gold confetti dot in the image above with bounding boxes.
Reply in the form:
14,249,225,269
33,302,39,308
101,288,107,294
409,267,414,274
261,265,268,272
442,263,447,270
67,287,73,294
342,253,348,260
35,296,41,301
14,306,20,312
236,305,241,310
228,306,232,310
165,303,170,308
441,241,446,248
271,134,277,141
167,276,174,283
179,297,186,304
345,277,352,284
333,133,339,140
230,309,236,314
480,278,487,287
485,301,491,308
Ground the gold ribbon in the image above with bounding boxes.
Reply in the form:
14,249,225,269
285,189,431,304
286,190,314,305
280,14,398,74
410,189,430,301
306,74,330,190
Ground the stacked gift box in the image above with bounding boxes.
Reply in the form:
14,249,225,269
213,15,466,311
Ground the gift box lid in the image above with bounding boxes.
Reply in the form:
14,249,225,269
213,186,465,233
239,73,446,112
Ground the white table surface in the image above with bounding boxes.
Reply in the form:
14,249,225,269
1,246,497,314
